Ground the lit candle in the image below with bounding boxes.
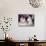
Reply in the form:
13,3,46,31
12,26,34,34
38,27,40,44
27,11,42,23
6,34,8,38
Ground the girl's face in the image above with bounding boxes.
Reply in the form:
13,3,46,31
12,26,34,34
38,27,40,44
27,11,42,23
20,17,26,23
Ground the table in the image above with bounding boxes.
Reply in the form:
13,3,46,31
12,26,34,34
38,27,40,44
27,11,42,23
5,39,46,46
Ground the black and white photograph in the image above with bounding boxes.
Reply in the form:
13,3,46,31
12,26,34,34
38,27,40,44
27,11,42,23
18,14,34,26
29,0,44,8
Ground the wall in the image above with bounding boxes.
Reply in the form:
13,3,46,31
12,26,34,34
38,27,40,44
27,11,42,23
0,0,46,40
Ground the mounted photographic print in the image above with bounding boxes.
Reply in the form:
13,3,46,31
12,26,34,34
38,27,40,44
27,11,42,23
29,0,44,8
18,14,34,26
